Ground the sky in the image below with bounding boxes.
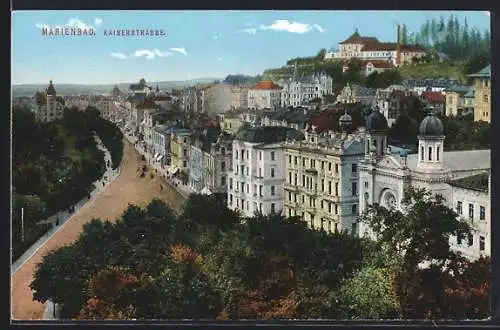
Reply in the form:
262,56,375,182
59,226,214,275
12,10,490,85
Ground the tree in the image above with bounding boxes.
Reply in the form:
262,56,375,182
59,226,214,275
388,114,418,146
138,79,146,88
338,265,399,319
316,49,327,61
401,24,408,45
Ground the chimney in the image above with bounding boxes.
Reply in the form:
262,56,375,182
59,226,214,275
396,25,401,66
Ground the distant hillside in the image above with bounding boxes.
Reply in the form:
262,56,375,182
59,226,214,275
12,78,222,97
397,61,467,82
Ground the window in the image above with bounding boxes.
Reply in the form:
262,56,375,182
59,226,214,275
352,204,357,215
469,203,474,220
289,155,292,164
436,146,440,161
183,160,187,167
235,150,238,159
259,185,263,196
271,168,275,178
421,146,424,161
294,156,298,165
328,181,332,194
321,179,325,192
335,182,339,196
221,161,226,171
352,182,357,196
271,203,275,213
229,194,233,205
289,172,292,184
328,162,332,171
221,176,226,186
335,204,338,214
484,94,489,103
229,178,233,189
311,159,315,168
246,184,249,193
428,147,432,161
328,202,332,213
480,206,486,220
246,150,249,159
302,195,305,204
352,164,357,173
334,223,338,233
352,222,357,234
468,233,474,247
246,201,249,211
241,150,244,160
240,165,244,175
456,201,463,214
271,151,275,161
241,182,244,192
335,164,339,173
294,173,298,185
321,161,325,170
288,192,292,201
302,158,306,167
480,236,485,251
364,181,369,188
271,186,275,195
259,152,262,160
221,147,225,155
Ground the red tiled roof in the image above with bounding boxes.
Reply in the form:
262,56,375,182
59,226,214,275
339,31,379,45
361,42,426,52
311,111,337,134
361,60,395,69
252,81,282,90
422,91,445,103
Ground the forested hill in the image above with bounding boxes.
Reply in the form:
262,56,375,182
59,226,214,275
395,14,489,60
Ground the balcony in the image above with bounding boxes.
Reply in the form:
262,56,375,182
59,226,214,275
283,183,300,191
323,194,340,203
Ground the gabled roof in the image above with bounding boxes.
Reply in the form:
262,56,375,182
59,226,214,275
251,81,282,90
339,31,379,45
422,91,445,103
469,65,491,79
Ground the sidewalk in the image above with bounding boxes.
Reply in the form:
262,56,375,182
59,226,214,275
123,131,192,199
11,132,118,276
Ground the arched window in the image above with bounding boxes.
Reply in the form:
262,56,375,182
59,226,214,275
436,146,440,161
421,146,424,161
428,146,432,161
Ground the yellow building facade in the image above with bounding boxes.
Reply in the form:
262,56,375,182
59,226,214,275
469,65,491,123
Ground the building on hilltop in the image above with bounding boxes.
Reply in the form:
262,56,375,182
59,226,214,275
324,27,426,66
34,80,65,122
283,112,366,234
227,125,305,217
469,65,491,123
358,110,491,260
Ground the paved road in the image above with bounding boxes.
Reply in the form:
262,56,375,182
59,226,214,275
11,139,187,320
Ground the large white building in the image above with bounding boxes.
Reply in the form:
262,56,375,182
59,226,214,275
283,113,366,234
279,74,333,107
358,109,491,260
248,81,282,110
227,126,305,217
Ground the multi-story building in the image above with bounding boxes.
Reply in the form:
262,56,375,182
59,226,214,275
189,144,205,193
203,83,233,114
248,81,282,110
34,81,65,123
230,85,249,109
324,28,427,66
181,86,207,114
227,126,305,217
336,84,376,106
358,109,491,260
421,91,446,115
361,60,395,77
151,124,172,168
283,114,366,234
202,133,233,194
444,85,474,117
374,87,419,127
469,65,491,123
220,111,245,135
169,129,192,179
64,95,90,111
279,74,333,107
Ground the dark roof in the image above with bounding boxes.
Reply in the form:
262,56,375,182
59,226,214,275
419,113,444,136
366,108,388,131
339,31,379,45
46,80,56,96
235,126,305,144
445,85,470,95
450,172,489,193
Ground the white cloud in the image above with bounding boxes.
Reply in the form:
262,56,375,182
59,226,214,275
260,20,312,34
111,49,173,60
313,24,327,33
239,20,326,35
110,52,128,59
94,18,103,26
484,11,490,17
237,27,258,34
35,17,97,31
170,47,188,56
